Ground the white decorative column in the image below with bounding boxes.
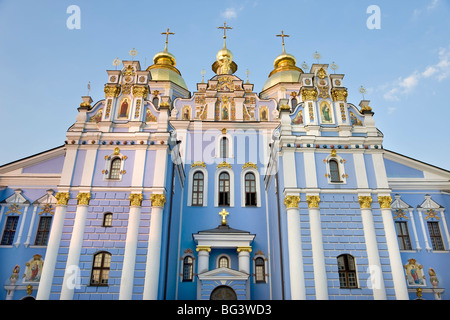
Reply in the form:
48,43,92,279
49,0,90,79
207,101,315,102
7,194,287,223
284,195,306,300
196,246,211,274
60,192,91,300
378,196,409,300
36,192,70,300
143,194,166,300
306,195,328,300
358,195,386,300
237,246,252,274
119,193,143,300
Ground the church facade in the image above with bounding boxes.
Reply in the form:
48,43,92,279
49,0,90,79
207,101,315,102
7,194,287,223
0,28,449,300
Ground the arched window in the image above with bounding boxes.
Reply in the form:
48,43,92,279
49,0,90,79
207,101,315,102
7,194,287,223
90,251,111,286
102,212,113,227
152,97,159,108
182,256,194,282
329,159,341,183
245,172,257,206
109,158,121,180
192,171,204,206
220,137,228,159
337,254,358,288
218,256,230,268
218,172,230,206
291,97,298,108
255,257,266,283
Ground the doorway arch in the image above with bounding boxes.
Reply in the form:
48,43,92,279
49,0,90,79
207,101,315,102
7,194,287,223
210,285,237,300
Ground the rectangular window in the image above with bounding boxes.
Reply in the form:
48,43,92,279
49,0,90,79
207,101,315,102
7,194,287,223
395,221,412,250
34,216,52,246
428,221,445,251
1,216,19,245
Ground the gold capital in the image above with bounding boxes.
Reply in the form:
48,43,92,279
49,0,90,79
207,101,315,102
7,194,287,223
301,88,318,101
104,85,121,98
132,85,148,98
77,192,91,206
196,245,211,252
284,195,300,209
331,88,348,102
306,195,320,208
150,194,166,207
378,196,392,209
237,246,252,253
358,196,373,209
129,193,144,207
55,192,70,206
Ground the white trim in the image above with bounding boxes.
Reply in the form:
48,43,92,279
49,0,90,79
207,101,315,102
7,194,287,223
240,167,261,207
214,167,235,207
187,166,208,207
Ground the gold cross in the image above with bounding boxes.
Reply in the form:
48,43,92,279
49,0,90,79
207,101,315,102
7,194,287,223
161,28,175,51
219,208,229,225
218,22,232,39
276,30,289,53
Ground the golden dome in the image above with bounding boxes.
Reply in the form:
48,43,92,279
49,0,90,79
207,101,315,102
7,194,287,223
146,49,188,90
212,44,238,75
262,51,303,91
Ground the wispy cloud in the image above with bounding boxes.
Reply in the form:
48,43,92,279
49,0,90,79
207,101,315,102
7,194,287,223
412,0,440,19
382,46,450,101
222,7,238,19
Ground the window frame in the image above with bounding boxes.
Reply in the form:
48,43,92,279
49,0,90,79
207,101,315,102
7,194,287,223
90,251,112,286
244,172,257,207
337,254,358,289
214,167,234,207
325,154,347,184
34,216,52,246
217,255,230,269
188,166,208,207
395,221,412,251
427,221,445,251
182,256,194,282
1,216,19,246
192,171,204,207
102,212,113,227
218,171,230,206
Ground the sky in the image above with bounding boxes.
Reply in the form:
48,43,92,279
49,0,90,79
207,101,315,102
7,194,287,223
0,0,449,171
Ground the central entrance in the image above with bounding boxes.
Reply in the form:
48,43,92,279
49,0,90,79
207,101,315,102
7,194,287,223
210,285,237,300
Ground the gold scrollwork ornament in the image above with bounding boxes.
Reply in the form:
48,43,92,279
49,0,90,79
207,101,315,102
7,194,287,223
150,194,166,207
77,192,91,206
358,196,372,209
129,193,144,207
55,192,70,205
306,195,320,208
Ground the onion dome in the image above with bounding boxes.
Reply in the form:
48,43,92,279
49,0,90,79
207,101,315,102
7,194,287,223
262,51,303,91
146,45,188,91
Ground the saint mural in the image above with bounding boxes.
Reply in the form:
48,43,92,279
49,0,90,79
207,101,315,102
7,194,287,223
119,98,130,118
320,102,332,123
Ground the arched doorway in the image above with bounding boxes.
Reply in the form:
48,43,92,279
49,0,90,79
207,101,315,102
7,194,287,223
210,285,237,300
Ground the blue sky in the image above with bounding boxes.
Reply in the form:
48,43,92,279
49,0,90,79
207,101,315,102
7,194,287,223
0,0,449,170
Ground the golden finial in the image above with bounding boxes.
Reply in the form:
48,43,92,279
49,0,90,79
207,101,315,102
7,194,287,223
218,22,232,48
129,48,138,60
313,51,321,63
201,69,206,83
359,85,367,99
301,61,309,71
219,208,229,226
330,61,338,74
161,27,175,52
112,57,121,70
276,30,290,53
